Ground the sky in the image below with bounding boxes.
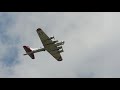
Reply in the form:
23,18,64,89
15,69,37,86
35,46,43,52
0,12,120,78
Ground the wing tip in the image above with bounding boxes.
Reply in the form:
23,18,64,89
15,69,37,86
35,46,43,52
37,28,42,32
32,57,35,59
23,45,26,48
57,56,63,61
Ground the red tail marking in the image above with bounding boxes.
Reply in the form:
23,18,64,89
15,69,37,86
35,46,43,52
23,46,35,59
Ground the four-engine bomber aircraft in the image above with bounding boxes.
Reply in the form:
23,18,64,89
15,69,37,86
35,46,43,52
23,28,64,61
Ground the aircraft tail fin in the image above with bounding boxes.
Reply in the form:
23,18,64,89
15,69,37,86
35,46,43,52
23,46,35,59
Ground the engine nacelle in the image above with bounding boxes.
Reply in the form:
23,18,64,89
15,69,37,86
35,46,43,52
46,41,58,45
58,49,64,53
50,36,55,40
55,41,65,46
53,40,58,44
46,36,55,41
57,46,62,49
50,46,63,52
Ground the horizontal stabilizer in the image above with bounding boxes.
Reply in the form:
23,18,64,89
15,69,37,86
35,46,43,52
23,46,35,59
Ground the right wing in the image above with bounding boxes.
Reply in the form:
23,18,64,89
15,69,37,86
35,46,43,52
36,28,63,61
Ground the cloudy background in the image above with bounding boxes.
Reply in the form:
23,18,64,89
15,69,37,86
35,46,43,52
0,12,120,78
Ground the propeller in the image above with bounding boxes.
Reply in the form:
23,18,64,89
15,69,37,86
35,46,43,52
53,35,55,40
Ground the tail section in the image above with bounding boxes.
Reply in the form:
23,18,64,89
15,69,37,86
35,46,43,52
23,46,35,59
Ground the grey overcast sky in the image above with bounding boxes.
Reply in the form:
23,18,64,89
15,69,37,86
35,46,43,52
0,12,120,78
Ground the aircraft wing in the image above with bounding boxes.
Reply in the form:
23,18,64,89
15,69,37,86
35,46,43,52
36,28,63,61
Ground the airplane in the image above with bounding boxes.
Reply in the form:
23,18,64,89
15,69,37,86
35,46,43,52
23,28,64,61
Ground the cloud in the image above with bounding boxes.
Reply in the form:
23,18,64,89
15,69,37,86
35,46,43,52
1,12,120,78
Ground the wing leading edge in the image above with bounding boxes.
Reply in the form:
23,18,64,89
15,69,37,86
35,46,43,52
36,28,63,61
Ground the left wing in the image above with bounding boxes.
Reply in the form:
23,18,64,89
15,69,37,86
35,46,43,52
36,28,63,61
